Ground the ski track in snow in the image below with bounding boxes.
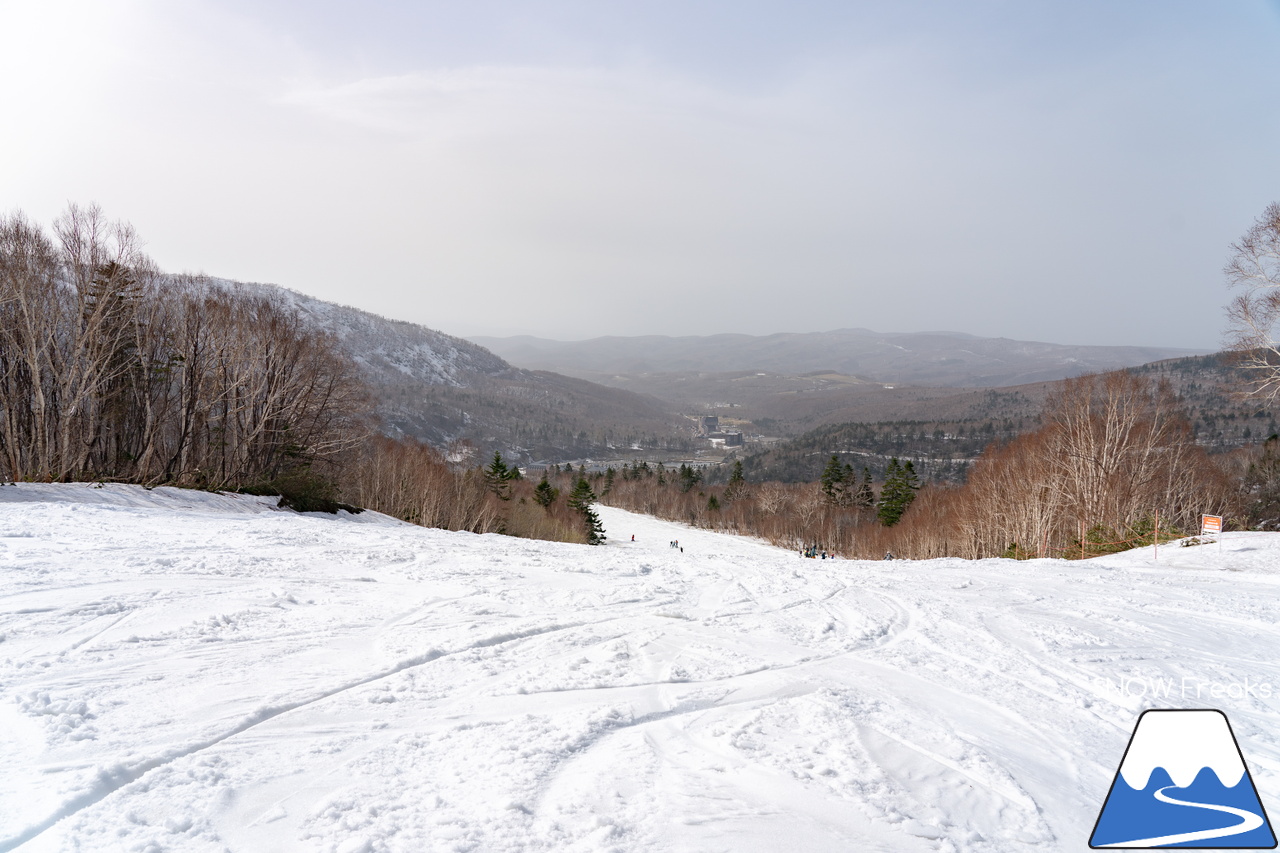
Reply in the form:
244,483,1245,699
2,484,1280,851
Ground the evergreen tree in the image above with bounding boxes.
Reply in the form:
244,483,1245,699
603,467,616,496
679,463,702,493
707,494,721,511
568,476,606,545
533,475,559,508
484,451,513,499
877,457,918,526
724,460,746,501
902,460,920,493
820,455,853,506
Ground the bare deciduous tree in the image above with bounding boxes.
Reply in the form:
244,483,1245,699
596,371,1228,560
0,212,60,480
1226,202,1280,397
0,206,367,489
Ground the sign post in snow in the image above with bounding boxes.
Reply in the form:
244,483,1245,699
1202,515,1223,537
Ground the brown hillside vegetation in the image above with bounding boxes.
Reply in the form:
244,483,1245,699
341,437,589,543
601,371,1241,559
737,353,1279,486
0,207,365,489
3,204,1263,559
0,206,603,544
916,371,1232,558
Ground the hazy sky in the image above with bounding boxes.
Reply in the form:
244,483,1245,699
4,1,1279,348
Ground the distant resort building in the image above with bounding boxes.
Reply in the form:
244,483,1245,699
690,414,743,447
706,431,744,448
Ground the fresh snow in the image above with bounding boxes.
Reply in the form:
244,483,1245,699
3,484,1280,852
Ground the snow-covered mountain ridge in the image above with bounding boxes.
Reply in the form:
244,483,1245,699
4,484,1280,851
212,280,688,460
218,279,512,388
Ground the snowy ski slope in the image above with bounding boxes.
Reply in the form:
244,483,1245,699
3,484,1280,851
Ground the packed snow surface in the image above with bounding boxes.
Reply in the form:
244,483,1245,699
3,484,1280,852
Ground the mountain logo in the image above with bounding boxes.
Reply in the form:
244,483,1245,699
1090,709,1276,848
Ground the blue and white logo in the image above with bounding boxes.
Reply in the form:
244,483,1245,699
1090,709,1276,848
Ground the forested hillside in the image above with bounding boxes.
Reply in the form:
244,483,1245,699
737,418,1030,484
7,205,1277,562
1131,353,1280,447
735,354,1278,485
0,208,363,490
226,282,693,464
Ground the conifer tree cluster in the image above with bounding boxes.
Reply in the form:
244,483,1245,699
678,463,702,493
817,455,876,509
819,455,858,506
876,457,919,526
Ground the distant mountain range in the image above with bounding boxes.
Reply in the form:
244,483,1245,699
222,281,692,463
210,284,1230,469
469,329,1207,388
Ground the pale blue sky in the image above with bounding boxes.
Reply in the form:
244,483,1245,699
3,1,1279,348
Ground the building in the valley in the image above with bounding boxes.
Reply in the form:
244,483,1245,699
707,431,744,448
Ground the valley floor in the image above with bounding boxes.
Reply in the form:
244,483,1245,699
2,484,1279,851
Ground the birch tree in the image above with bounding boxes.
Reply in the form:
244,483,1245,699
1226,202,1280,397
